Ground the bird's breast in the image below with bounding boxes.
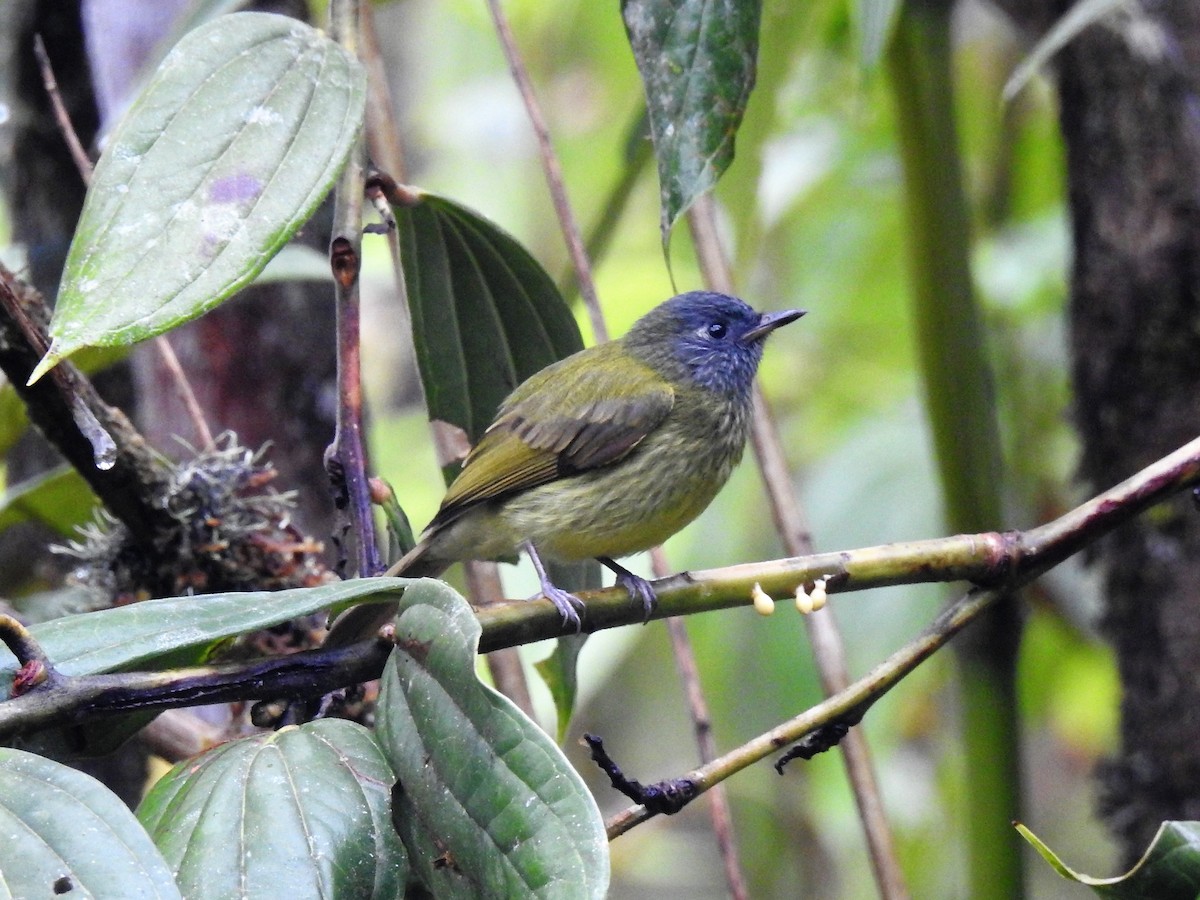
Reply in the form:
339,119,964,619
500,391,752,560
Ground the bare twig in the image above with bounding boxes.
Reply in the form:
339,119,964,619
483,0,607,342
605,583,997,838
687,192,909,897
151,338,215,451
32,34,94,182
327,0,382,577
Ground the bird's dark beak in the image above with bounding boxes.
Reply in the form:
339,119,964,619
743,308,806,342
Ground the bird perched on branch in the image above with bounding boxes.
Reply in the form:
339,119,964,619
328,290,803,643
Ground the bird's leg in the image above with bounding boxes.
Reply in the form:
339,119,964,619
597,557,657,623
523,541,585,632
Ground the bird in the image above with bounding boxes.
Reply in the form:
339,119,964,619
327,291,804,644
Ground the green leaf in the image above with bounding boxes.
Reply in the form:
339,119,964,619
31,12,366,381
375,580,609,898
138,720,406,899
393,191,584,457
0,747,180,899
1018,820,1200,898
1003,0,1130,102
855,0,903,68
0,578,406,698
533,560,601,742
0,465,98,535
621,0,763,246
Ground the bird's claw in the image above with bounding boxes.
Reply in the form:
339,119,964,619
539,584,586,633
615,571,658,623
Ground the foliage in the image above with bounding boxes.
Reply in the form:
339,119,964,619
0,0,1190,897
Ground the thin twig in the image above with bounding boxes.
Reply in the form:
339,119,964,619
483,0,607,343
327,0,381,577
32,34,94,182
686,192,910,898
653,546,749,900
605,584,998,838
151,338,215,451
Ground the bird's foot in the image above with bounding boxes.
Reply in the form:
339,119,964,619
524,541,586,633
537,582,586,633
598,557,657,623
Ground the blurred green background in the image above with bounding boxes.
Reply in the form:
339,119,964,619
0,0,1116,895
352,0,1111,896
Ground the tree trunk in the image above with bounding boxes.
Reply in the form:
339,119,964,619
994,0,1200,863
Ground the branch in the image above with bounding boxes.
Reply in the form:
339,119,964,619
476,429,1200,648
0,637,392,741
2,431,1197,744
326,0,381,577
605,583,999,837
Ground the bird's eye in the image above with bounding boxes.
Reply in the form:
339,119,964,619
706,321,728,340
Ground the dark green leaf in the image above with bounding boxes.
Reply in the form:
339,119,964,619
0,465,98,535
375,580,609,898
0,578,407,698
393,191,584,458
622,0,763,245
1018,820,1200,898
0,747,180,899
138,720,406,899
31,12,365,380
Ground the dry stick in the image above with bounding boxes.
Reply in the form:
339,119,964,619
686,193,910,899
33,31,215,453
31,35,93,184
652,546,750,900
485,8,752,887
483,0,606,345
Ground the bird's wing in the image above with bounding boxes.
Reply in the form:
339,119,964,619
429,349,675,528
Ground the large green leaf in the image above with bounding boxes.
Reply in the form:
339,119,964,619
138,720,406,899
621,0,762,246
375,581,609,898
30,12,365,381
393,191,584,457
1018,821,1200,898
0,578,406,698
0,747,180,899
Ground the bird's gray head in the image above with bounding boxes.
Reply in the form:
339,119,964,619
625,291,805,399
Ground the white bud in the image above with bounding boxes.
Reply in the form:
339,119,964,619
752,582,775,616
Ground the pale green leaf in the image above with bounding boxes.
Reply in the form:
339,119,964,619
0,578,407,698
32,12,365,380
1003,0,1131,101
0,748,180,899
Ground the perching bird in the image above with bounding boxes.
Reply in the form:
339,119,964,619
328,291,803,643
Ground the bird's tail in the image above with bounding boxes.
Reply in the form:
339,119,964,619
322,537,449,647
